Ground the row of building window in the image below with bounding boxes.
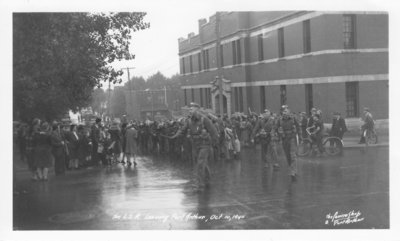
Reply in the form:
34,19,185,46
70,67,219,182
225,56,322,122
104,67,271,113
183,81,359,117
180,15,356,74
183,88,212,109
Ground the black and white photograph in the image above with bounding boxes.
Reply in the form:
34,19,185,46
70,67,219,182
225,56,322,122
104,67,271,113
2,0,399,240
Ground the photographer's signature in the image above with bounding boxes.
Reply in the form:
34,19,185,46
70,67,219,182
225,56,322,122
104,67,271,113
325,210,364,226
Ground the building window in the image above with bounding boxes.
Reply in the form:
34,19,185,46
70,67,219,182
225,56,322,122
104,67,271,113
232,41,237,65
181,57,185,74
202,49,210,70
191,88,195,102
198,52,202,71
184,89,187,106
189,55,193,73
232,39,242,65
305,84,313,114
280,85,287,106
200,88,203,107
260,86,265,112
303,20,311,53
343,14,356,49
204,88,208,108
278,28,285,58
346,82,359,117
236,39,242,64
206,88,211,108
220,44,224,67
234,87,239,112
238,87,244,112
258,34,264,61
208,50,211,69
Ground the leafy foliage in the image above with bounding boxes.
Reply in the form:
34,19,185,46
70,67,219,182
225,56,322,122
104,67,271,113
146,71,168,90
110,87,127,117
124,76,146,90
13,12,149,121
90,88,107,114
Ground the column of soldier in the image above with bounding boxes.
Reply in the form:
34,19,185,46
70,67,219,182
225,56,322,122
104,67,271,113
15,104,331,182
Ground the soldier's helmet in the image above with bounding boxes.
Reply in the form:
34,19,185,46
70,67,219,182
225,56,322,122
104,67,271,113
189,102,200,108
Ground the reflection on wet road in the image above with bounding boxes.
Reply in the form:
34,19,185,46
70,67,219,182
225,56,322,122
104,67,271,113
13,147,389,230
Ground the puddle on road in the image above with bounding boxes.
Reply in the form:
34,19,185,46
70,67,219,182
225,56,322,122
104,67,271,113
48,210,99,224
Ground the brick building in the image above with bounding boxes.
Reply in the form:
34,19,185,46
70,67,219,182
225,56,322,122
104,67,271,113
178,11,388,121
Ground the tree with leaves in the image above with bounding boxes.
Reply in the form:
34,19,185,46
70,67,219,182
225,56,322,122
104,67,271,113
13,12,150,121
110,87,127,117
90,88,107,115
124,76,146,91
146,71,168,90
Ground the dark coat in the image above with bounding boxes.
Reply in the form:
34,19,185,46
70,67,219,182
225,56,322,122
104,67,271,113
33,131,53,168
330,117,347,138
78,132,91,160
66,131,79,159
90,124,101,144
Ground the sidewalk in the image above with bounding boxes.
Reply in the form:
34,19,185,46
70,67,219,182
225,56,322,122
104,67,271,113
341,135,389,149
244,134,389,152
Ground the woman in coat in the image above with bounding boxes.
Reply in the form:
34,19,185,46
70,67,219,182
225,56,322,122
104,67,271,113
33,122,53,181
51,123,66,175
66,124,80,169
109,122,122,160
124,125,138,166
77,126,92,168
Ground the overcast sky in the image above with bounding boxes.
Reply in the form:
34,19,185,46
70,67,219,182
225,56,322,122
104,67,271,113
112,6,217,88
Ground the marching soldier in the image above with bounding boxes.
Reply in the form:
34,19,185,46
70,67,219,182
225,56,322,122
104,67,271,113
169,102,218,191
277,106,300,181
251,109,279,169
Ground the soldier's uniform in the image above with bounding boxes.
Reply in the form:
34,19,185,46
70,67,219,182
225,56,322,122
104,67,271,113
277,110,299,178
251,112,279,168
171,103,218,189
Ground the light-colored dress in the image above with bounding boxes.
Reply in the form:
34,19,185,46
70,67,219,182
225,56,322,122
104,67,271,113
124,127,138,155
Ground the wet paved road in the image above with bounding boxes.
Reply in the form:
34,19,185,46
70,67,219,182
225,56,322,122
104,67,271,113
13,146,389,230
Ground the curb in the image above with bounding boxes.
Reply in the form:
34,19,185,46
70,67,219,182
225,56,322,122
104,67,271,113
343,143,389,149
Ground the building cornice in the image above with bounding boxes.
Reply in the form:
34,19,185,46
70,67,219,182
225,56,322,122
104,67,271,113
180,74,388,89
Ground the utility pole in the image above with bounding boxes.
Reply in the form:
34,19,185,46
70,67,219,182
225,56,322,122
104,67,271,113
125,67,135,119
215,12,224,116
107,80,111,122
151,90,154,121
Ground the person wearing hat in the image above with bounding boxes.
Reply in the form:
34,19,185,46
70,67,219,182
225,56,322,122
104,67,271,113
109,120,122,161
90,118,102,165
330,112,347,140
124,124,138,166
298,112,308,139
359,107,375,144
306,114,325,157
65,124,80,170
33,122,52,181
169,102,218,191
50,121,67,175
277,107,300,180
251,109,279,169
306,107,318,134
